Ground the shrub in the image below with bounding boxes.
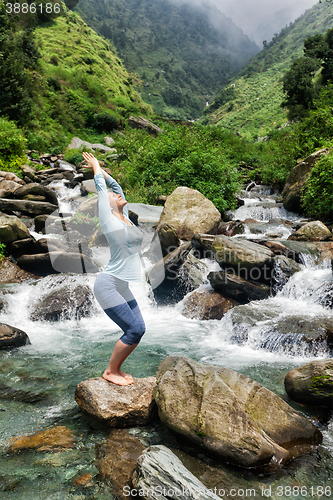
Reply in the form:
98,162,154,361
90,112,121,132
0,118,27,161
301,152,333,221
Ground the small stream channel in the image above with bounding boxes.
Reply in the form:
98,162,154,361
0,182,332,499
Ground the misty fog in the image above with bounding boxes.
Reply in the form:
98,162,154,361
171,0,318,46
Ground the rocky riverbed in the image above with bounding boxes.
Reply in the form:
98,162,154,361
0,141,332,499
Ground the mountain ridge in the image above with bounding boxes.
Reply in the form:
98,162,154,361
202,1,333,140
74,0,259,119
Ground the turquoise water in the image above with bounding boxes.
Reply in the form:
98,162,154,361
0,260,332,499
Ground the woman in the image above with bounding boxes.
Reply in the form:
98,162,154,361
82,152,145,386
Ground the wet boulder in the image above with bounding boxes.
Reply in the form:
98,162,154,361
152,223,180,256
157,187,221,241
13,183,58,206
0,323,30,349
271,255,302,292
96,429,145,498
0,198,58,216
208,270,271,303
288,221,332,242
181,288,239,320
212,236,275,284
217,220,245,237
285,359,333,407
30,282,95,321
0,214,30,243
0,257,39,284
149,243,207,305
75,377,157,429
154,356,322,468
132,445,221,500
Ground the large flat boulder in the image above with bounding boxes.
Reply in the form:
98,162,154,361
0,198,58,216
285,359,333,407
282,148,331,213
75,377,157,428
212,236,274,284
157,187,221,240
132,445,221,500
154,356,322,468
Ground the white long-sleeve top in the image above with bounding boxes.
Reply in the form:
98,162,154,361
94,173,143,281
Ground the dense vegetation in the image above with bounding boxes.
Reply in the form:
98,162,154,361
74,0,259,120
0,2,150,152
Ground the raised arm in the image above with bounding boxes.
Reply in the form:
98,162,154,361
82,152,129,220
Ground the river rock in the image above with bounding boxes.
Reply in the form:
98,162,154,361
8,426,75,452
154,356,322,468
96,429,145,498
208,270,271,303
75,377,157,428
29,282,94,321
132,445,221,500
0,323,30,349
152,223,180,256
0,257,38,283
288,221,333,241
149,243,207,305
0,198,58,216
20,164,36,180
282,148,331,213
191,233,215,260
284,359,333,407
13,183,58,206
271,255,302,292
181,289,238,320
217,220,244,236
0,214,30,243
157,187,221,241
265,241,303,264
212,236,274,284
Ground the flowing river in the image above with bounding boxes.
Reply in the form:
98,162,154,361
0,182,332,499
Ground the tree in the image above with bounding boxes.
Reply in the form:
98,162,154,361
0,4,41,125
282,57,320,118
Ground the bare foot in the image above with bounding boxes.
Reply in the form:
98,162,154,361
119,369,133,381
102,370,133,386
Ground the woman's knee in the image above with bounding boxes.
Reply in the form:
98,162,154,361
120,321,146,345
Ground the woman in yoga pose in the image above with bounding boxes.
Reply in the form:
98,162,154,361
82,152,145,386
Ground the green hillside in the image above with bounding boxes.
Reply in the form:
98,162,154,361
0,3,151,151
203,1,333,140
74,0,259,120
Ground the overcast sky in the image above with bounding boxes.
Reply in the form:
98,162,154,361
208,0,318,46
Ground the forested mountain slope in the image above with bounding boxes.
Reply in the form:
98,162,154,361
0,4,150,150
74,0,259,119
203,1,333,140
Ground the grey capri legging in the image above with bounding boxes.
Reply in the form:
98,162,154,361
93,273,146,346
